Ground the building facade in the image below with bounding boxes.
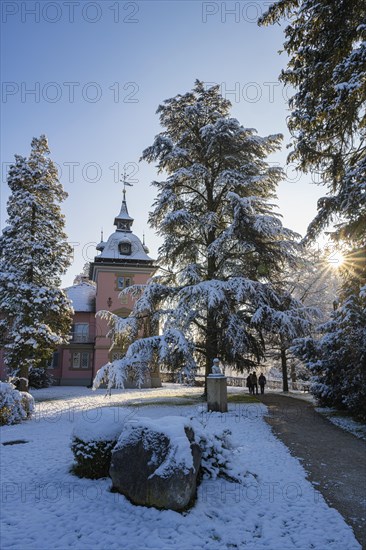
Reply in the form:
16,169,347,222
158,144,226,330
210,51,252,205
0,193,161,388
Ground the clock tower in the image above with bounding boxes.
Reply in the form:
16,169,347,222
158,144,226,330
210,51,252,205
89,190,160,388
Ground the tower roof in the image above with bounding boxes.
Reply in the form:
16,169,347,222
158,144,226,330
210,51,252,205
114,190,134,232
94,188,153,265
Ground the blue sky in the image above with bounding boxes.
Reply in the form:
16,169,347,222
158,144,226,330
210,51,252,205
1,1,324,286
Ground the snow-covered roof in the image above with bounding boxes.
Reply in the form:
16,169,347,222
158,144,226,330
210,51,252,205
115,200,134,222
97,230,153,262
64,282,96,312
95,195,154,263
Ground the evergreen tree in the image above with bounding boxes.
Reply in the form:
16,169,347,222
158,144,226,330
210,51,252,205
260,0,366,412
94,82,313,392
73,262,92,285
293,280,366,418
0,136,73,391
259,0,365,248
266,247,339,389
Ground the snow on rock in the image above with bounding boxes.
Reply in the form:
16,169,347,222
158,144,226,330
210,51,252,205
110,415,202,510
115,415,196,475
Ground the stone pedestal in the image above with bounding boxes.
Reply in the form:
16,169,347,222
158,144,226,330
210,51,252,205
207,375,228,413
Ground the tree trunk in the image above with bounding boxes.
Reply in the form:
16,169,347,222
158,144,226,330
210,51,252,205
281,347,289,392
18,362,29,392
18,204,37,393
204,215,218,396
204,311,218,396
290,361,297,383
279,334,289,392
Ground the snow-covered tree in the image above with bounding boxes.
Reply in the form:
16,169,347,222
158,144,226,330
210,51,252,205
259,0,365,249
93,81,314,392
260,1,366,411
293,279,366,419
265,247,340,389
73,262,92,285
0,136,73,391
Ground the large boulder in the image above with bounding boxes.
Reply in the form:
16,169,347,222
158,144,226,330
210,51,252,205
110,416,202,511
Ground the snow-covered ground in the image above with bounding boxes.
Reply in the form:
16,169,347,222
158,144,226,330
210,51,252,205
1,385,360,550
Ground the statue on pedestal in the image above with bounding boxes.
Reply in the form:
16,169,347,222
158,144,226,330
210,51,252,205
207,358,227,412
211,358,222,375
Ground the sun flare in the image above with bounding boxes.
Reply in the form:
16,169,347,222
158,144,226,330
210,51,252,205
327,250,345,268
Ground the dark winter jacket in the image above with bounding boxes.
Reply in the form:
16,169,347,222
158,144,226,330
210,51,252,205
259,374,266,386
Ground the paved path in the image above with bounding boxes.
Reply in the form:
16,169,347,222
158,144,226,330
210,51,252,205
258,393,366,548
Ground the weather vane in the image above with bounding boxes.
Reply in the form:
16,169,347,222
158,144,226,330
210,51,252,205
121,168,133,200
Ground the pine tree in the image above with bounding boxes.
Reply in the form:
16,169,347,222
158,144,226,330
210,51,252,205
73,262,92,285
259,0,365,246
93,82,314,392
293,280,366,419
0,136,73,391
266,247,340,389
260,0,366,412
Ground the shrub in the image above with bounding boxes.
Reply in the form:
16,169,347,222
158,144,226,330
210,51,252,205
0,381,34,426
195,426,233,480
70,407,135,479
71,437,118,479
12,367,54,390
28,367,54,389
20,391,35,418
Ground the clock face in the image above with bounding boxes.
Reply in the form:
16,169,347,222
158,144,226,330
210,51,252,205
118,241,132,255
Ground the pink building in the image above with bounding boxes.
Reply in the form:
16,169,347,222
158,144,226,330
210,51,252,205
0,194,161,388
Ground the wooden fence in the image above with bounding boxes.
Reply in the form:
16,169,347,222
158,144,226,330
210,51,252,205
160,372,311,392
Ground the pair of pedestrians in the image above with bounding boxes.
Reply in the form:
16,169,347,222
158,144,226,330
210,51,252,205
246,372,266,395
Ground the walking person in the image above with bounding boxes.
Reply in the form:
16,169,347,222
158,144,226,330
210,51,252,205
251,372,258,395
258,373,267,394
246,374,253,394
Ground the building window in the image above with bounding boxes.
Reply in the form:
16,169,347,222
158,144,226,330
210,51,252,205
117,277,131,290
72,352,90,369
118,242,131,255
72,323,89,342
47,352,59,369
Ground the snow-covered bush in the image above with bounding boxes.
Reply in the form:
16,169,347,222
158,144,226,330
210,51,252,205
71,438,118,479
0,381,34,426
189,416,241,482
196,428,233,480
12,368,54,390
28,367,54,389
20,391,35,418
70,407,135,479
